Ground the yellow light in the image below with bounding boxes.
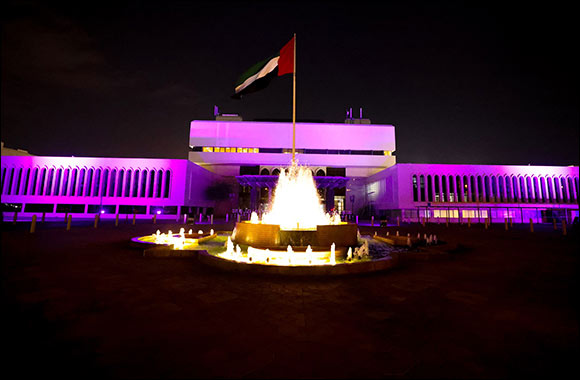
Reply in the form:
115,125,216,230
242,148,248,153
225,147,231,153
237,148,243,153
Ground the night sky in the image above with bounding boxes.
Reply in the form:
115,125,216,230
2,0,578,166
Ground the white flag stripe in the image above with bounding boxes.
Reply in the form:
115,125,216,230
235,56,280,93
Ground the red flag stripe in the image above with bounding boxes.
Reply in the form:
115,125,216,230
277,36,294,76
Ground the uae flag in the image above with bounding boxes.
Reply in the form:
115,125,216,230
232,36,294,99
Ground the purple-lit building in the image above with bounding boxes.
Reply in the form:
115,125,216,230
1,116,579,223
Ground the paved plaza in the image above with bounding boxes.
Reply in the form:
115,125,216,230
1,219,578,378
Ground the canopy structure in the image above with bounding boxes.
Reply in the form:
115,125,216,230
235,175,348,189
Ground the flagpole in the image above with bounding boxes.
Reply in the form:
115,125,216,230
292,33,296,164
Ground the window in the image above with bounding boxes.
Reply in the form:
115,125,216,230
140,170,147,197
526,177,533,202
260,168,270,175
77,169,86,196
132,170,140,197
547,177,554,203
533,177,540,203
470,176,476,202
477,176,483,202
540,177,547,203
434,175,440,202
560,177,568,203
519,177,526,202
156,170,163,197
70,169,78,197
23,168,31,196
61,169,69,196
441,175,448,202
505,176,511,202
125,170,132,197
419,175,425,202
163,170,171,198
102,169,109,197
498,176,505,202
512,176,519,202
93,169,102,197
109,170,117,197
569,177,576,202
412,175,418,202
272,168,280,176
427,175,433,202
38,168,47,195
53,169,62,196
44,168,53,195
117,170,125,197
148,171,155,197
85,169,94,197
490,176,497,202
316,169,325,177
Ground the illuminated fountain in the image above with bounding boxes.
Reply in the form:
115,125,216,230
223,162,359,266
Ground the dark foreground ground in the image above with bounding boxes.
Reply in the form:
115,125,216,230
1,219,578,378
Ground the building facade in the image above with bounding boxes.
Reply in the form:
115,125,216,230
1,120,578,223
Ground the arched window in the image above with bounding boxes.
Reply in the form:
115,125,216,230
574,177,579,201
272,168,281,176
102,169,109,197
38,168,47,195
490,176,497,202
412,175,418,202
53,169,62,196
132,170,140,197
148,170,155,197
44,168,54,195
533,177,540,203
14,168,22,195
560,177,568,203
69,169,78,196
498,176,505,202
140,170,147,197
316,169,325,176
93,169,102,197
163,170,171,198
441,175,448,202
427,175,433,202
539,177,546,203
419,175,425,202
512,176,519,203
23,168,31,196
569,177,577,202
77,169,86,196
86,169,94,197
156,170,163,197
525,177,533,202
260,168,270,175
469,176,476,202
109,169,117,197
484,176,490,202
434,175,440,202
505,175,511,202
61,169,69,196
0,167,6,193
448,175,454,202
124,170,132,197
116,169,124,197
518,177,526,202
477,176,483,202
456,176,462,202
546,177,554,203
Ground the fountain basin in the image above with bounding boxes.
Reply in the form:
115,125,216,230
232,221,358,249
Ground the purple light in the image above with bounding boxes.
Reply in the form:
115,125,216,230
100,210,105,214
157,210,161,215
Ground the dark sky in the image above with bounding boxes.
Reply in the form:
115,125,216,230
1,0,578,166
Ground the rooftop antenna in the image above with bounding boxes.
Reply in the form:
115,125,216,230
213,105,219,117
360,107,363,119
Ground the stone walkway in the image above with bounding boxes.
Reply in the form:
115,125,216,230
1,220,578,378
